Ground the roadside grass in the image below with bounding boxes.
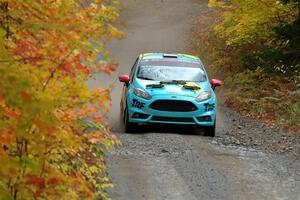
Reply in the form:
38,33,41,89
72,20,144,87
223,71,300,132
191,11,300,133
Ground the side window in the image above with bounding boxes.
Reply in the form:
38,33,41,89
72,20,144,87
130,57,139,80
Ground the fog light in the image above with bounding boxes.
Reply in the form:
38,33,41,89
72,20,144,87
196,116,212,122
132,112,149,119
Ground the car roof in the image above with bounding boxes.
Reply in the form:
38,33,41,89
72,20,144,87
141,53,201,63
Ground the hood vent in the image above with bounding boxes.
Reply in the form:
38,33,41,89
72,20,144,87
163,54,178,58
146,84,164,88
160,80,187,85
183,85,201,90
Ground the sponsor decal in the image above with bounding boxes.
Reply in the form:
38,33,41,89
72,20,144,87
204,103,215,112
132,99,145,109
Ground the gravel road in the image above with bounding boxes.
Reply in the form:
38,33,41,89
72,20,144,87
88,0,300,199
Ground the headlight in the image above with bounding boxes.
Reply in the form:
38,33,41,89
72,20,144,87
133,88,152,100
195,91,212,102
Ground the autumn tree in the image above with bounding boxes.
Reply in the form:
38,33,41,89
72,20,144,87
209,0,300,75
0,0,122,199
200,0,300,130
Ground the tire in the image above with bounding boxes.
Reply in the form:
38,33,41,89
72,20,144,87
203,120,216,137
124,108,137,133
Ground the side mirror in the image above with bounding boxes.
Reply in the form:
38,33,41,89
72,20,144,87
210,79,222,90
119,75,130,85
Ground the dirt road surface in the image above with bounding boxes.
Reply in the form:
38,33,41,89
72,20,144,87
88,0,300,199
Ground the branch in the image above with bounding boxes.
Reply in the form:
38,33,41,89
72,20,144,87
42,49,77,91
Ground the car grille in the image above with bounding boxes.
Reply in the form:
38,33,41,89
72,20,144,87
151,116,194,123
149,100,197,112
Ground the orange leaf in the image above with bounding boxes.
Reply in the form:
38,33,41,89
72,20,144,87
47,177,59,186
25,175,45,190
20,91,32,102
0,131,14,146
34,120,55,134
46,125,55,134
34,120,44,129
3,107,20,119
0,95,5,106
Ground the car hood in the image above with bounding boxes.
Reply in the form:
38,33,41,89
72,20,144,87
135,79,211,98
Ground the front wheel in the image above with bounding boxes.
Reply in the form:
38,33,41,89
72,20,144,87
124,108,137,133
203,125,215,137
203,120,216,137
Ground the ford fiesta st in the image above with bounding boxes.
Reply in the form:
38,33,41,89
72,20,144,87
119,53,222,136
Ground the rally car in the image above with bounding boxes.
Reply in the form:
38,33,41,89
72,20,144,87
119,53,222,137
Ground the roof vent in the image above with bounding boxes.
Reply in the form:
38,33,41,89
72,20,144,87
163,54,178,58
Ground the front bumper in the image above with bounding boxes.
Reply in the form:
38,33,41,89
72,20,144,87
127,94,216,126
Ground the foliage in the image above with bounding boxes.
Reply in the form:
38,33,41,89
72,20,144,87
193,1,300,131
0,0,122,199
208,0,300,76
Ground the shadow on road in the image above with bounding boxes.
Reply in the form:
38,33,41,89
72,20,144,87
125,124,206,136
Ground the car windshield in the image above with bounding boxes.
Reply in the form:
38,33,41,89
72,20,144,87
137,59,207,82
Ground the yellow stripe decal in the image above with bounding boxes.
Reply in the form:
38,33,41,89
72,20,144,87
177,82,202,94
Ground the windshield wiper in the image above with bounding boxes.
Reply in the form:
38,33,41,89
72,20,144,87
137,76,154,80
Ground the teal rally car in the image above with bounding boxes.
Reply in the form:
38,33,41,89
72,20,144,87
119,53,222,137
